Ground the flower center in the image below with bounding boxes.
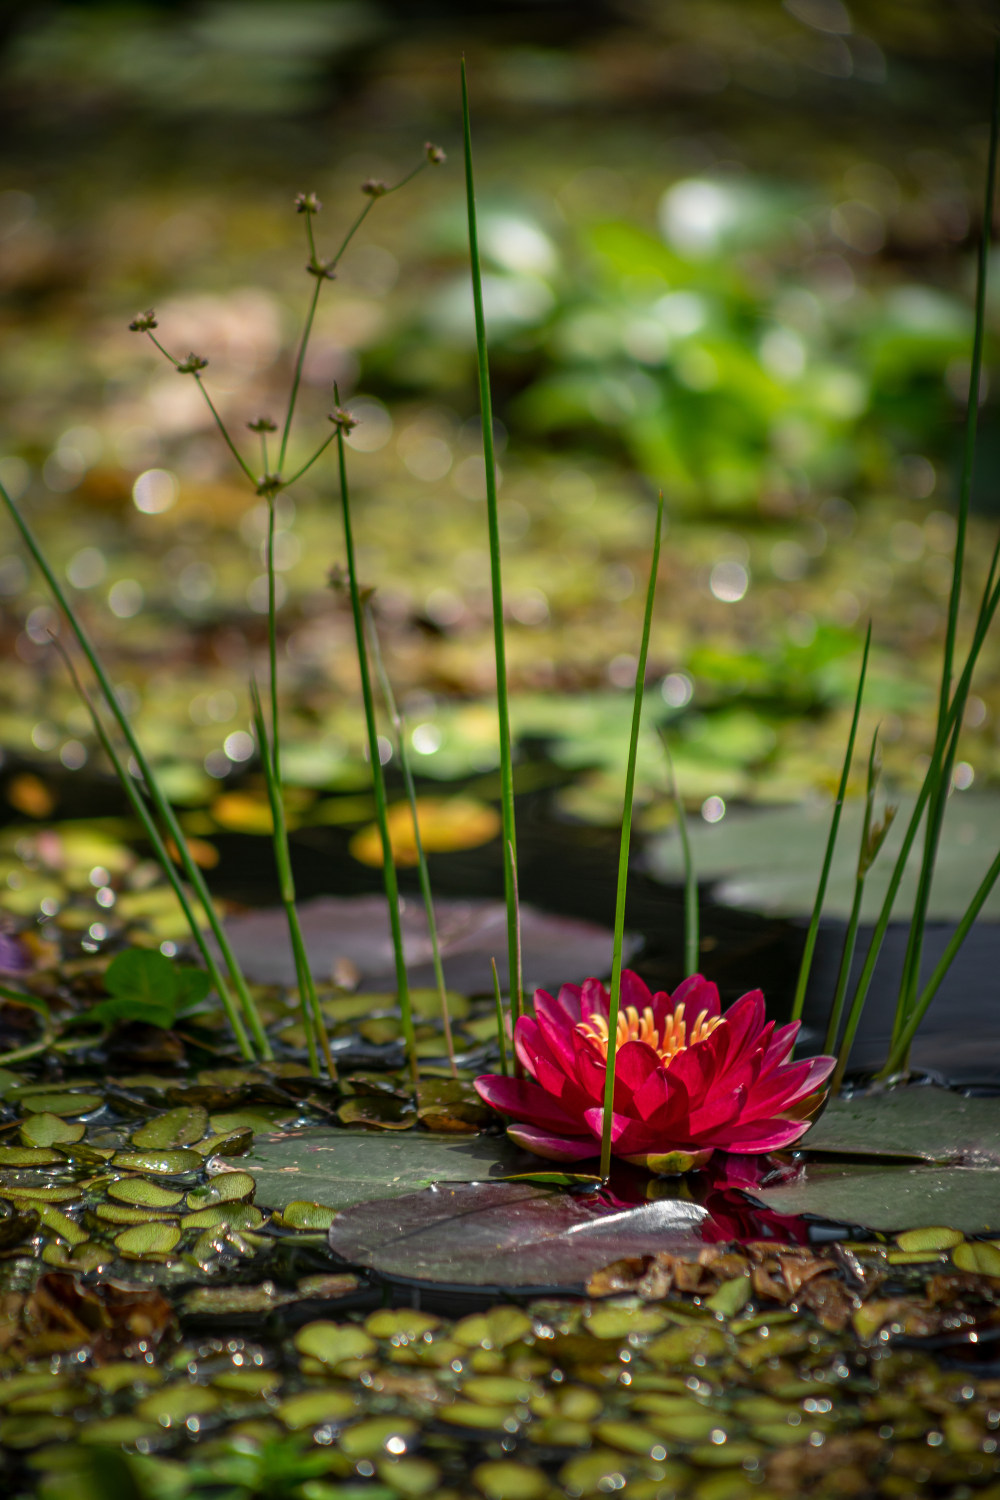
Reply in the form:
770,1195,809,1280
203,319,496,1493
577,1002,722,1066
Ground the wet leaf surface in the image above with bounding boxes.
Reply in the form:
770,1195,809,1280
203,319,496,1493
756,1162,1000,1234
327,1182,708,1291
803,1086,1000,1164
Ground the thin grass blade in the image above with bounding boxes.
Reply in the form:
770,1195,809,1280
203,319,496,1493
823,728,881,1055
490,957,509,1077
600,491,664,1181
0,479,270,1059
462,59,522,1029
790,621,871,1025
365,601,457,1077
333,413,419,1090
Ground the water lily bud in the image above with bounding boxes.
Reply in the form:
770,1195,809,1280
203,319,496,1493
247,416,277,433
328,407,358,432
361,179,388,198
294,191,322,214
424,142,446,165
129,310,158,332
177,353,208,374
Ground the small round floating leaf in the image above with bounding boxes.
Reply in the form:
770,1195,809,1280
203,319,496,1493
294,1321,376,1366
208,1111,290,1135
0,1146,61,1167
77,1416,161,1446
85,1363,165,1395
0,1374,73,1406
36,1206,87,1245
135,1382,221,1424
896,1226,964,1253
113,1221,181,1257
953,1239,1000,1276
688,1440,761,1468
130,1106,209,1150
463,1376,535,1406
595,1420,670,1458
186,1172,255,1209
21,1093,103,1118
211,1369,282,1396
645,1325,728,1366
107,1179,184,1209
182,1284,299,1317
364,1309,441,1341
438,1403,516,1432
583,1304,670,1340
195,1129,254,1157
180,1204,264,1231
558,1450,634,1494
94,1204,176,1226
277,1200,337,1230
111,1149,203,1175
339,1416,419,1457
473,1459,549,1500
277,1389,357,1430
453,1307,533,1349
19,1114,85,1148
704,1276,752,1318
376,1457,441,1497
0,1416,75,1449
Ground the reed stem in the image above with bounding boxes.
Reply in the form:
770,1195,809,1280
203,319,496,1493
462,60,522,1030
600,491,664,1181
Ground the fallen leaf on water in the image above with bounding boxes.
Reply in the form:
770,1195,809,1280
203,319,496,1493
348,797,501,867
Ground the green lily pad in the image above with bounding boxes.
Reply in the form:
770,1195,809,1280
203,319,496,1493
754,1162,1000,1234
245,1128,531,1212
0,1147,62,1167
294,1321,376,1366
327,1181,708,1292
802,1086,1000,1163
186,1171,255,1208
276,1388,358,1430
647,793,1000,921
19,1115,85,1148
130,1106,209,1150
277,1200,338,1229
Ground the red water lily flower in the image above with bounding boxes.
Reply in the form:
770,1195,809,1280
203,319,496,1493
475,971,835,1171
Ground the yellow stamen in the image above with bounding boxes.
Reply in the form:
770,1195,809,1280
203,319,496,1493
577,1000,721,1066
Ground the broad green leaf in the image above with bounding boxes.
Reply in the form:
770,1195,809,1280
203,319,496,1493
185,1171,255,1208
21,1093,103,1117
105,947,179,1007
246,1128,530,1212
327,1181,707,1292
755,1162,1000,1234
277,1388,357,1430
294,1321,376,1366
802,1087,1000,1163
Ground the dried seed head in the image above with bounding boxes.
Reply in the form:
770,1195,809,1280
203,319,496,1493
247,416,278,433
294,191,322,214
328,407,358,432
306,258,337,280
424,142,446,165
361,178,388,198
176,353,208,374
327,564,347,593
129,310,158,332
255,473,282,497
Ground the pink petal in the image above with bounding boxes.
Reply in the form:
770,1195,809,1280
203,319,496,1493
669,973,721,1020
534,989,581,1071
619,969,655,1014
506,1123,599,1161
708,1117,811,1152
474,1074,582,1134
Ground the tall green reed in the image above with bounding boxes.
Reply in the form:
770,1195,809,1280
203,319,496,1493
333,405,419,1090
462,61,522,1033
600,492,664,1181
0,476,269,1060
364,599,458,1077
893,48,1000,1060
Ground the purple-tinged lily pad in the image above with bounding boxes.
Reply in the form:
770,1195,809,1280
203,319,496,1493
217,895,631,995
753,1161,1000,1235
326,1181,708,1293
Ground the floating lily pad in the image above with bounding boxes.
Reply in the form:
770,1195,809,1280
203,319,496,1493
218,895,629,995
0,1147,61,1167
107,1180,184,1209
327,1182,708,1292
21,1094,103,1118
245,1128,530,1212
802,1086,1000,1164
647,793,1000,921
754,1161,1000,1233
113,1221,182,1257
